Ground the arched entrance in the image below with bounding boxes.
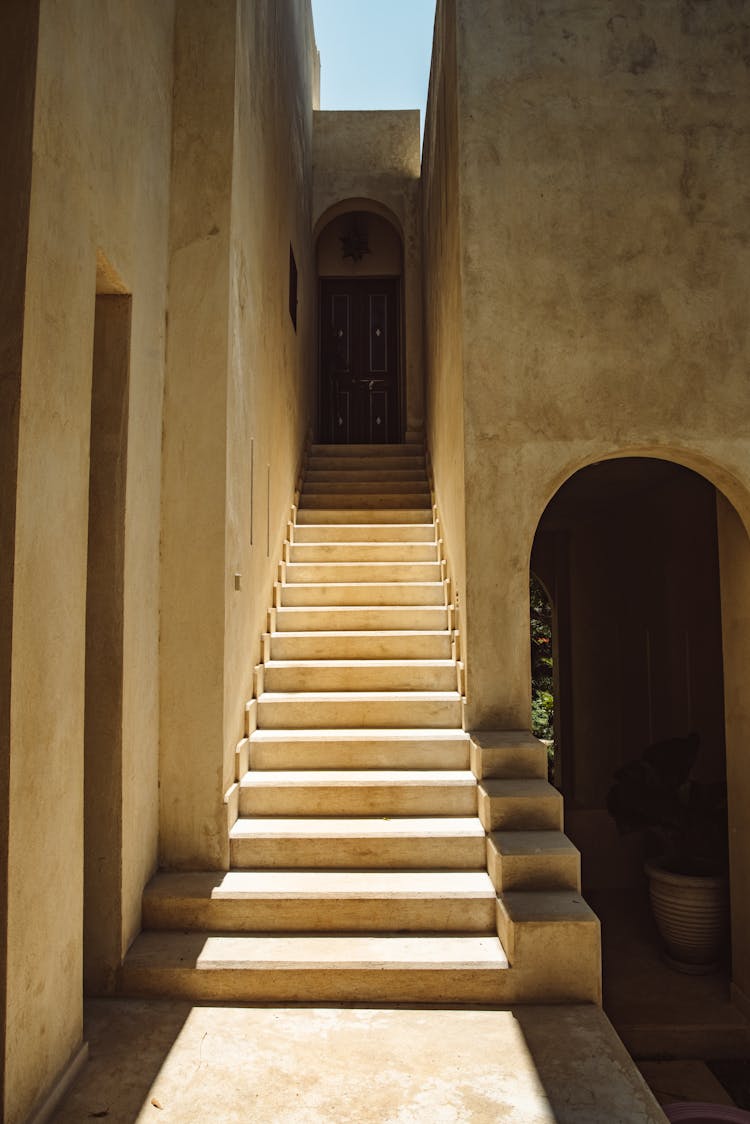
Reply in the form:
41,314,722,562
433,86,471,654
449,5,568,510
530,455,750,1049
315,206,404,443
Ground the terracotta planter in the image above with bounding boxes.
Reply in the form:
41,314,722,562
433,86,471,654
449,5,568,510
665,1104,750,1123
645,861,729,974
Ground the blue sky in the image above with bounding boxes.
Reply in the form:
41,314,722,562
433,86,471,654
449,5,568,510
311,0,436,134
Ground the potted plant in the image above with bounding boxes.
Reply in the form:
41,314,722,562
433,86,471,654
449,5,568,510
607,732,729,974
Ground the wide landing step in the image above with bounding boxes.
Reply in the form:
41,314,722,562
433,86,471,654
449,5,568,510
121,932,510,1003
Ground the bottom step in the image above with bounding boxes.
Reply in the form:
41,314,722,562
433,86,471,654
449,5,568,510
121,932,510,1003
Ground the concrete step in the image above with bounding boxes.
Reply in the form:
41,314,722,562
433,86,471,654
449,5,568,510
486,831,581,892
288,541,439,562
310,444,424,457
248,729,471,771
284,561,442,583
300,495,432,510
307,456,426,472
303,480,431,496
268,631,452,661
256,690,463,729
296,509,433,525
470,731,550,781
262,659,457,692
238,769,478,817
278,582,446,607
141,870,496,932
120,931,511,1003
496,891,601,1004
292,523,436,542
477,779,564,832
229,816,486,869
305,469,428,483
274,606,450,631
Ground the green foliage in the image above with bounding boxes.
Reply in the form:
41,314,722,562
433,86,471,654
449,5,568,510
530,575,554,747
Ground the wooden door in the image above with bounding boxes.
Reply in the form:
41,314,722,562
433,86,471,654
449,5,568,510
319,278,401,443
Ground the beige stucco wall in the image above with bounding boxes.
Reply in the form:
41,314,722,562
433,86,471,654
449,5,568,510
313,111,423,439
422,0,467,661
160,0,317,869
6,1,174,1119
439,0,750,727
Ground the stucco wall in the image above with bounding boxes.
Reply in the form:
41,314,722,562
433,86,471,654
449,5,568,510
422,0,467,658
313,111,423,438
450,0,750,726
160,0,317,868
6,1,174,1119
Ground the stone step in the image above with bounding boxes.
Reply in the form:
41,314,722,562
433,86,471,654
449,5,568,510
305,469,428,483
288,541,439,562
496,891,601,1004
248,729,471,771
307,456,426,472
238,769,477,817
284,561,442,583
292,523,436,543
256,690,463,729
486,831,581,892
262,658,457,693
300,495,431,510
120,932,511,1004
229,816,486,869
477,779,564,832
470,731,550,780
278,582,446,607
310,444,425,457
273,606,450,631
296,509,433,525
268,630,452,661
303,480,431,495
141,870,496,932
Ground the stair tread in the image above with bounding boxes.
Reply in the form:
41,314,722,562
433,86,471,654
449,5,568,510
269,631,451,640
125,931,509,968
499,890,599,924
145,870,496,899
265,659,455,669
480,779,562,798
249,728,470,742
231,817,485,838
258,690,462,701
240,769,476,786
489,830,580,856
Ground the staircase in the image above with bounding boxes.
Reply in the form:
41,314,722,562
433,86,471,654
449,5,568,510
122,443,600,1004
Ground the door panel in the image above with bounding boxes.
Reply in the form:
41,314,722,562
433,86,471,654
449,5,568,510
320,278,400,443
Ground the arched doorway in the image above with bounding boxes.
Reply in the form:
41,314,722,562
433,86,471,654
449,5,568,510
315,207,404,443
531,455,750,1050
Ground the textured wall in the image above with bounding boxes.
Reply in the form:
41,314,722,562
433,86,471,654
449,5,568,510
7,1,174,1118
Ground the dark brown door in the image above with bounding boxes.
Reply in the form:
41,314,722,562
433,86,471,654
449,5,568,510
319,278,400,443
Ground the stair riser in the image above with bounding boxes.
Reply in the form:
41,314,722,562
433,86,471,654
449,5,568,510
296,509,432,525
284,563,442,582
289,543,439,562
120,967,514,1005
238,785,477,817
487,851,581,893
142,898,495,933
292,524,435,542
263,665,457,692
279,584,445,607
229,836,486,869
257,697,462,729
310,444,425,455
274,608,449,631
303,481,431,495
305,470,427,483
470,742,549,781
268,633,452,660
301,497,432,511
477,792,563,832
249,743,470,770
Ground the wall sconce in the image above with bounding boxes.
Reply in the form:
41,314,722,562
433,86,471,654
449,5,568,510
339,214,371,263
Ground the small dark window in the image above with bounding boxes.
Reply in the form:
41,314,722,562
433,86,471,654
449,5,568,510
289,244,298,330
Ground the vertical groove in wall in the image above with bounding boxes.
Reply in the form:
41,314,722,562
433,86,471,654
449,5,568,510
266,464,271,558
0,0,41,1111
250,437,254,546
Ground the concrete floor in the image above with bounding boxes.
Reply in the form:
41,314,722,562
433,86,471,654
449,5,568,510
52,1001,667,1123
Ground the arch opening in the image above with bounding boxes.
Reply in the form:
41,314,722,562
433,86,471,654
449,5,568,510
315,207,405,444
531,455,750,1048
